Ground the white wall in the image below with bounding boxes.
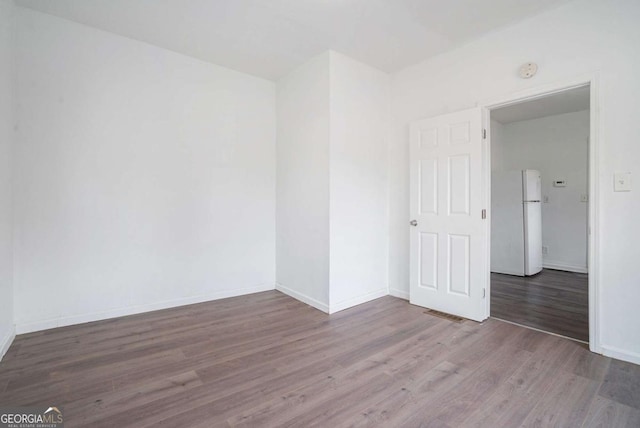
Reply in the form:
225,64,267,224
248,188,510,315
390,0,640,363
0,0,15,359
495,111,589,272
276,51,389,313
329,51,389,312
276,52,331,311
13,8,277,333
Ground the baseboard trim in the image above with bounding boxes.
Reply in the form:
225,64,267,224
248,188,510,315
275,283,329,313
389,287,409,300
330,288,388,314
0,325,16,362
600,344,640,366
543,261,588,274
15,283,276,334
490,267,524,276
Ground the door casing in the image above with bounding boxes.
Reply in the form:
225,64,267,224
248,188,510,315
480,74,600,354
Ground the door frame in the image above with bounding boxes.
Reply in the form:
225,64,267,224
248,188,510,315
480,74,600,354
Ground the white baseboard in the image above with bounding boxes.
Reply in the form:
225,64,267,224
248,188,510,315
600,344,640,366
0,325,16,362
15,283,276,334
330,288,388,314
275,283,329,313
491,267,524,276
543,261,588,274
389,287,409,300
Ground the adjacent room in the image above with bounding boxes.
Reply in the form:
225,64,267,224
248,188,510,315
490,86,590,342
1,0,639,426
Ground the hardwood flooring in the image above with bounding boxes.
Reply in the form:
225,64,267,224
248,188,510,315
1,290,638,427
491,269,589,342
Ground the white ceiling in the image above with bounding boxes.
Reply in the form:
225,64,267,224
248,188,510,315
16,0,573,81
491,86,590,124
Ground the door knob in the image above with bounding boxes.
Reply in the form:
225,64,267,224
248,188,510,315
410,220,418,226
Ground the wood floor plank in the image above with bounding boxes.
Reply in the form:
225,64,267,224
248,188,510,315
227,319,457,427
86,307,413,426
598,358,640,409
457,334,579,427
0,290,637,427
343,360,466,428
5,349,186,406
2,293,301,376
491,269,589,341
395,344,532,427
133,321,429,427
106,299,396,392
519,370,600,427
564,342,612,382
64,370,204,426
581,396,640,428
338,321,526,427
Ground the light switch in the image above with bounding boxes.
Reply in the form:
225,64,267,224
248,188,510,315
614,172,632,192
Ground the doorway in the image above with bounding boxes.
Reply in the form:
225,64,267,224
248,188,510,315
487,85,591,342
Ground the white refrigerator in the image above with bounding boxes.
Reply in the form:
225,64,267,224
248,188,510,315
491,169,543,276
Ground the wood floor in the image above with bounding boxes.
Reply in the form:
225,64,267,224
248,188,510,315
1,291,638,427
491,269,589,342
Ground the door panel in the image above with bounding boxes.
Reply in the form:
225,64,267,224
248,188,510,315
410,107,487,321
419,159,438,214
419,232,438,289
449,155,470,215
449,234,470,296
420,128,438,148
450,122,470,145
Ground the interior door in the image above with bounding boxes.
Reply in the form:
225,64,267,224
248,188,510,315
409,107,487,321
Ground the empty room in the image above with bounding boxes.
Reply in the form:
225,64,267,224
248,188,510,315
1,0,639,426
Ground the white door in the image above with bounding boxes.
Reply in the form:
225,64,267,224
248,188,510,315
409,107,487,321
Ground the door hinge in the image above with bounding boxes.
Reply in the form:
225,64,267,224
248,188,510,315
483,129,487,139
482,209,486,219
483,288,486,298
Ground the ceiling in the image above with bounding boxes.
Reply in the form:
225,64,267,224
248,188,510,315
16,0,573,81
491,86,590,124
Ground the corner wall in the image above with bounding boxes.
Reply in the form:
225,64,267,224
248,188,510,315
276,51,390,313
13,8,277,333
276,52,331,311
328,52,390,312
0,0,15,359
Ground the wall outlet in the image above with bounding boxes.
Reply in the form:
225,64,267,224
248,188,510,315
542,246,548,255
580,194,589,202
543,195,549,203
